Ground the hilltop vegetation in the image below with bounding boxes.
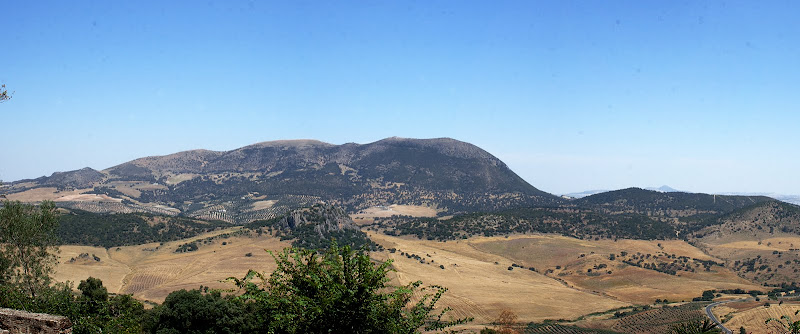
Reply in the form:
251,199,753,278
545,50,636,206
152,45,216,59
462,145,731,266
575,187,771,217
378,207,674,241
246,204,377,250
376,193,798,245
58,209,229,248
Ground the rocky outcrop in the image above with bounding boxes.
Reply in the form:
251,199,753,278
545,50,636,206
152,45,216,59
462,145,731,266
273,204,359,237
0,308,72,334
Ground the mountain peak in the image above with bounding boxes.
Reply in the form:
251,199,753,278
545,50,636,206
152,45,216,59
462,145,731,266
245,139,333,149
6,137,558,222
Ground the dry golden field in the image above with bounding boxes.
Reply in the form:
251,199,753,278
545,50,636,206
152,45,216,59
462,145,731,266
53,230,780,330
469,235,762,304
6,187,89,202
368,233,628,324
723,302,800,334
351,204,438,224
55,227,291,303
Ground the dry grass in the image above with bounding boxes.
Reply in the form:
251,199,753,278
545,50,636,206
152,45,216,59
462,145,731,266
54,245,131,293
724,302,800,334
54,228,291,303
250,200,277,211
6,188,82,202
704,236,800,256
468,235,761,305
351,205,438,224
6,187,120,203
164,173,199,185
368,233,628,324
54,193,120,202
52,230,771,330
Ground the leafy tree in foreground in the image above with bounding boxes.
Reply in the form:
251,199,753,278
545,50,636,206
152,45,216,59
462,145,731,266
146,289,255,334
0,84,11,102
229,244,472,333
0,200,59,299
78,276,109,313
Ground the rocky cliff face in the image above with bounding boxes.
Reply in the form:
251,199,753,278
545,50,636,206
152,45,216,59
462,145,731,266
0,308,72,334
273,204,360,237
248,204,374,250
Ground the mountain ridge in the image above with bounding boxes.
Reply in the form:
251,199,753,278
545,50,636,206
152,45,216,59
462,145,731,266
6,137,558,223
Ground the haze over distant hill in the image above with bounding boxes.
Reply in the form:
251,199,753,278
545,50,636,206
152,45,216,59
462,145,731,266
6,137,558,223
563,185,682,199
714,192,800,206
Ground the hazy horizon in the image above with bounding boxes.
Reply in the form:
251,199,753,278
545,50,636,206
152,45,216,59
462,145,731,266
2,1,798,195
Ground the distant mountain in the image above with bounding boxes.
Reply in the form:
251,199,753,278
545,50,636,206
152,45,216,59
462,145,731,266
714,192,800,206
563,185,682,199
644,185,683,193
561,190,609,199
574,187,772,217
8,137,559,223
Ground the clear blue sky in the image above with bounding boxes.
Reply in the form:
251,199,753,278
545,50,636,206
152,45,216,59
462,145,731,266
2,1,799,195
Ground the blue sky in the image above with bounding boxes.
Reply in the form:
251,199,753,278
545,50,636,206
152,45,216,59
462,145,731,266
2,1,799,195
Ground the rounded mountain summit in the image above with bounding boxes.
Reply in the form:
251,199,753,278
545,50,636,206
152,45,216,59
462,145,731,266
8,137,560,223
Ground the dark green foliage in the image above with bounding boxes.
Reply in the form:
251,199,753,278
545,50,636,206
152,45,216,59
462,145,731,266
229,244,471,333
576,188,771,217
175,242,199,253
0,200,60,298
106,163,156,182
37,168,105,190
78,277,109,313
693,290,716,302
146,289,255,334
385,207,676,241
58,209,228,248
0,279,147,334
287,224,376,251
85,186,130,199
687,200,800,236
247,204,378,251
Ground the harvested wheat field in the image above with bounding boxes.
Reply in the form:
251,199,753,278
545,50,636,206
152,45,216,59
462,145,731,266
702,236,800,258
54,230,768,329
368,233,628,325
55,227,291,303
54,245,131,293
351,204,438,224
6,187,86,202
724,302,800,334
469,235,762,304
